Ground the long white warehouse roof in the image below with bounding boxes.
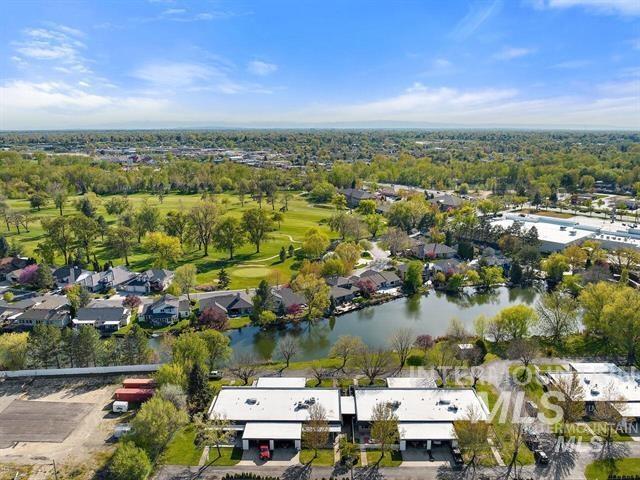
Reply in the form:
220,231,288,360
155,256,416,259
211,387,341,422
547,371,640,402
354,388,489,422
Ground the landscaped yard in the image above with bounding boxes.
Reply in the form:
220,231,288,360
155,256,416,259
5,191,335,289
207,447,242,466
365,449,402,467
585,458,640,480
299,448,335,466
305,378,334,388
161,426,203,466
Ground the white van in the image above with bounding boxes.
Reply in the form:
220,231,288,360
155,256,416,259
112,401,129,413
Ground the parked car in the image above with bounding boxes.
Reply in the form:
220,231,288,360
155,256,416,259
259,444,271,460
208,370,222,380
534,450,549,465
112,400,129,413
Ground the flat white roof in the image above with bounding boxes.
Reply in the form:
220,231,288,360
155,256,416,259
387,377,437,388
547,371,640,402
399,422,457,441
211,387,341,422
569,362,621,374
615,402,640,418
242,422,302,440
341,396,356,415
256,377,306,388
490,217,592,245
355,388,489,422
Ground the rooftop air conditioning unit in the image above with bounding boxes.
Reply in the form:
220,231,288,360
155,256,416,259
590,389,600,396
246,398,257,405
439,399,451,405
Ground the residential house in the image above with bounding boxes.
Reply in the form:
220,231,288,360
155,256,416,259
10,295,71,329
358,269,402,290
409,238,456,260
272,286,306,314
0,257,32,281
396,262,429,282
141,294,190,327
430,258,463,276
330,285,357,305
198,291,253,317
78,266,137,293
121,269,174,295
429,194,464,211
52,265,94,289
73,305,131,335
338,188,376,208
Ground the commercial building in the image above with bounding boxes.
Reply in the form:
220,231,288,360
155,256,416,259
491,213,640,252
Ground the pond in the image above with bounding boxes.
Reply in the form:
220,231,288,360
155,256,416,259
225,286,543,362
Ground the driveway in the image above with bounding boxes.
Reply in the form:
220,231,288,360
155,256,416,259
237,447,300,467
400,446,452,467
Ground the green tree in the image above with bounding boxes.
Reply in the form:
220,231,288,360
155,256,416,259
199,329,232,371
105,226,135,266
46,182,68,216
130,397,188,457
370,402,399,461
491,305,538,341
116,325,153,365
213,216,246,259
174,264,197,302
478,265,505,290
164,210,189,245
41,216,73,264
291,273,330,320
188,201,218,256
356,199,376,215
104,196,131,216
33,264,54,290
242,208,274,253
108,441,151,480
0,332,28,370
134,202,161,243
69,215,100,264
155,363,187,389
29,192,47,211
329,335,365,373
403,261,424,294
142,232,182,268
542,253,570,284
172,331,209,371
27,324,62,368
302,228,329,258
217,267,230,289
186,364,214,416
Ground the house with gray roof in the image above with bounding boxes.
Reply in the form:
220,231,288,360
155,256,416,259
198,291,253,317
338,188,376,208
121,269,174,295
74,306,131,335
141,294,190,327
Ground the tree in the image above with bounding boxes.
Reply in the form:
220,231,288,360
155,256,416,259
157,383,187,411
213,216,246,259
155,363,188,389
242,208,274,253
339,436,359,479
187,364,214,416
370,402,399,461
491,305,538,341
601,285,640,364
563,244,588,270
272,211,284,229
105,196,131,216
116,325,153,365
217,267,230,289
380,227,410,256
508,338,538,379
142,232,182,268
29,192,47,211
194,412,233,458
365,213,385,238
279,246,287,262
310,361,332,386
478,265,505,290
33,264,54,290
105,226,135,266
354,346,393,385
108,441,151,480
390,328,415,372
403,261,424,294
130,397,188,457
74,193,100,218
0,332,28,370
228,353,261,385
552,372,585,441
172,331,209,371
164,210,189,245
277,335,299,370
197,307,228,331
291,272,330,320
427,341,461,385
47,182,68,216
302,228,329,258
454,407,490,472
309,182,336,203
41,216,73,264
28,324,62,368
414,334,434,356
302,403,330,458
334,242,362,273
542,252,570,284
200,329,232,371
329,335,365,373
173,264,197,302
535,291,580,345
70,215,100,264
134,202,161,243
357,199,376,215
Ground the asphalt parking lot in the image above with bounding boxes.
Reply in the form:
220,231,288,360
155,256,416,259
0,399,93,446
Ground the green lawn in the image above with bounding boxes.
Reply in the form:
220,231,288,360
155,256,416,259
365,449,402,467
227,316,251,329
585,458,640,480
5,191,335,289
305,378,334,388
299,448,335,466
207,447,242,466
161,426,203,466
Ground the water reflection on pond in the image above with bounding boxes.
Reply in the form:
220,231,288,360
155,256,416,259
225,286,542,362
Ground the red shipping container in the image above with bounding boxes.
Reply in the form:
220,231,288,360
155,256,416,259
122,378,156,389
115,388,154,402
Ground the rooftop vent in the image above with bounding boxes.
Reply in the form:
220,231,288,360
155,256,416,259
590,389,600,396
439,399,451,405
246,398,257,405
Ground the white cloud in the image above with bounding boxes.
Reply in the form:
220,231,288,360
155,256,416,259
493,47,536,61
247,60,278,76
532,0,640,16
162,8,186,15
552,59,592,69
12,24,90,74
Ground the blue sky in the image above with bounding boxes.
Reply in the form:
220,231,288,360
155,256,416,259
1,0,638,130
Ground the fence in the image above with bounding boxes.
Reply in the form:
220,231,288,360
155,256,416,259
0,364,161,379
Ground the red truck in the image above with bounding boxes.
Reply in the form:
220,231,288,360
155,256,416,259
259,444,271,461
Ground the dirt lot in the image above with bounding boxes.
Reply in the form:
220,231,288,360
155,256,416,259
0,377,122,478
